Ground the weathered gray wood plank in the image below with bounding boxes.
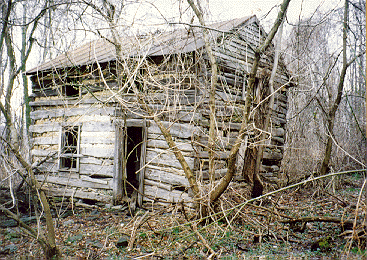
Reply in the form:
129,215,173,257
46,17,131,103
80,134,115,145
148,121,200,139
32,136,58,146
145,149,195,170
80,157,113,165
271,127,285,137
79,163,114,177
194,151,230,160
145,167,189,187
144,179,172,191
31,149,59,157
82,121,114,132
36,175,111,189
263,151,283,161
80,146,114,158
30,123,61,133
144,185,191,203
30,107,119,120
42,186,112,203
147,139,194,152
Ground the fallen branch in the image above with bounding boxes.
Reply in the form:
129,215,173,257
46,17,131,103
0,205,48,248
127,211,150,250
181,202,216,257
281,215,365,229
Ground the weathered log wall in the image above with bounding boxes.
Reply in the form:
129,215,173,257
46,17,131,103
30,101,117,203
197,17,289,185
28,16,291,204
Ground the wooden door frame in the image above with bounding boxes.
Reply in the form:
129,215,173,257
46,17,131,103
113,119,147,206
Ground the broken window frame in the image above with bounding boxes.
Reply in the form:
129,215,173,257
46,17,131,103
58,125,81,172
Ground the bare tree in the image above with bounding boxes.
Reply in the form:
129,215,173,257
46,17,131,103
284,0,365,180
0,0,61,258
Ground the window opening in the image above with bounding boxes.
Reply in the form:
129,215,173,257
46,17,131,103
61,85,80,97
61,77,80,98
59,125,80,171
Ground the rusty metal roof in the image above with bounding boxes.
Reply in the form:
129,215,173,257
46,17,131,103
27,16,255,74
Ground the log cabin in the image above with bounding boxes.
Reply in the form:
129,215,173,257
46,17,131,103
26,15,292,206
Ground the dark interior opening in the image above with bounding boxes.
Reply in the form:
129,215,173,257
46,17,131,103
62,84,79,97
125,127,143,197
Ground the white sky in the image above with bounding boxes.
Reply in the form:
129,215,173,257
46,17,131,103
127,0,345,31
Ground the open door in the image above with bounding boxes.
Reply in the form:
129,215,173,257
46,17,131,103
113,119,146,207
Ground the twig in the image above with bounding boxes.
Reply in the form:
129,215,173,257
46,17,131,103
128,212,149,250
324,190,349,207
181,202,216,257
0,205,47,247
280,216,362,228
345,179,367,253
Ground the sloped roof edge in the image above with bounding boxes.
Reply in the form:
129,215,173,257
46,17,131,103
26,15,257,75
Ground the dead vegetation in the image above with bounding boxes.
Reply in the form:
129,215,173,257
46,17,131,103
1,170,365,259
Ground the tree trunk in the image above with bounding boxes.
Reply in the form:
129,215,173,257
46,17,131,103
186,0,218,187
210,0,291,203
319,0,349,176
246,20,284,197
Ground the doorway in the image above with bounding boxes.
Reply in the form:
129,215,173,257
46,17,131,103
125,127,143,197
113,120,147,207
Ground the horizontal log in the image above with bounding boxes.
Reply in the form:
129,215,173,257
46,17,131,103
29,123,61,133
272,104,288,115
145,149,195,170
145,165,185,176
148,122,200,139
79,163,114,177
80,175,111,184
144,179,172,191
30,98,101,107
29,118,114,134
263,151,283,161
271,127,285,137
31,149,59,157
147,139,194,152
82,121,114,132
199,120,244,131
32,136,58,146
197,137,237,149
261,165,280,173
272,110,286,119
217,74,243,88
36,163,59,174
145,167,189,187
79,157,113,165
80,132,115,145
30,107,119,120
36,175,111,190
175,111,203,123
199,169,227,180
194,151,230,160
271,136,285,144
270,116,287,126
144,185,191,203
42,186,112,203
80,146,114,158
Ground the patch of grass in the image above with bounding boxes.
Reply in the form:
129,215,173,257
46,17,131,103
139,232,147,239
66,233,83,244
172,227,181,235
350,247,366,256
